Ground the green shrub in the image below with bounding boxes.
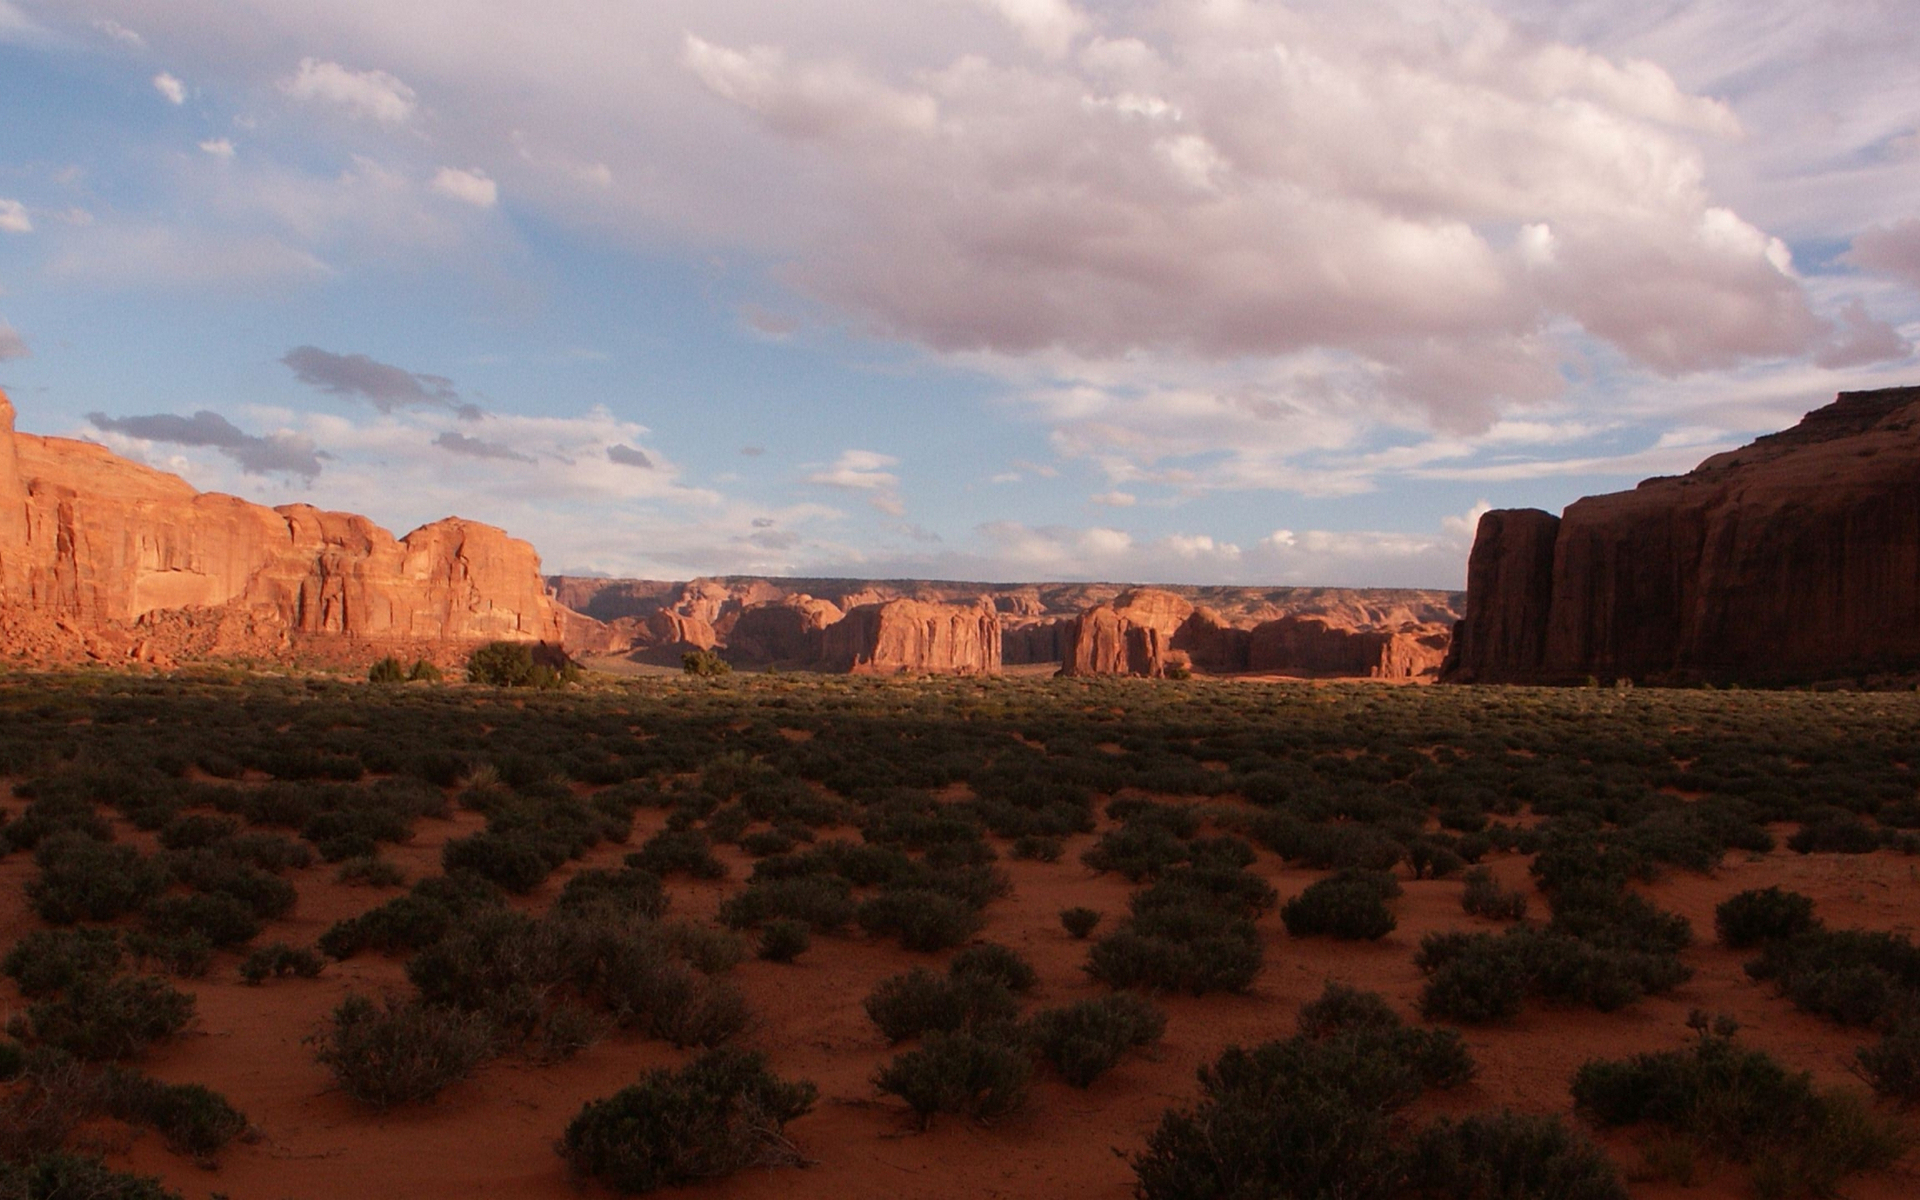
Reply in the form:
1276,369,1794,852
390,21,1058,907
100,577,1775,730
367,656,406,683
560,1048,815,1193
308,994,495,1109
552,867,669,921
856,889,983,952
468,641,535,686
1461,867,1529,921
1856,1019,1920,1104
1025,993,1165,1087
1060,906,1102,939
142,892,260,948
717,876,856,932
407,658,443,683
1280,870,1400,940
23,975,194,1060
1789,815,1882,855
1716,886,1818,949
123,930,214,978
100,1071,249,1158
239,942,324,985
0,1154,181,1200
681,649,733,677
1087,900,1262,995
336,855,407,887
874,1029,1031,1128
949,943,1037,994
1409,1110,1626,1200
3,929,123,998
864,969,1018,1043
627,828,727,880
756,919,810,963
28,834,167,924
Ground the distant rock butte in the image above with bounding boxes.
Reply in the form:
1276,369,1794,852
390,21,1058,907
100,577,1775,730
1444,385,1920,685
0,389,565,666
559,575,1462,679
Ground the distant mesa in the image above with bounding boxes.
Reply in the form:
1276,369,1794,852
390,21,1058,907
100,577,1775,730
0,388,564,668
0,387,1460,677
1444,385,1920,686
557,576,1461,680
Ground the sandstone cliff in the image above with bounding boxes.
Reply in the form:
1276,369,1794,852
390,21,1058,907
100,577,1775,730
0,390,566,665
1060,589,1195,677
817,598,1001,675
1444,385,1920,685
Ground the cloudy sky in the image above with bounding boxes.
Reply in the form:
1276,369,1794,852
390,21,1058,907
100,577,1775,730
0,1,1914,587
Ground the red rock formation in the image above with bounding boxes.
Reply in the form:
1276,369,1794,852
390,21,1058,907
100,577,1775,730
1444,386,1920,685
1060,589,1196,676
1171,606,1253,672
0,389,566,663
1002,617,1075,665
1249,615,1449,679
727,595,844,665
818,598,1001,675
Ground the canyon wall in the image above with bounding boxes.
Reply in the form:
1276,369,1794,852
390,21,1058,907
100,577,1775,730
1444,386,1920,685
0,390,566,665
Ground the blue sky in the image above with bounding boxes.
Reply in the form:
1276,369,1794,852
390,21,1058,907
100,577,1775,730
0,0,1915,587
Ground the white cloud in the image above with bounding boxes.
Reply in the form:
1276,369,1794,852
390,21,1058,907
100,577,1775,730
46,226,330,288
152,72,185,105
1089,490,1135,507
0,199,29,234
199,138,235,160
430,167,498,208
1847,219,1920,292
805,448,900,491
977,0,1089,59
683,34,938,140
91,18,144,47
281,58,417,124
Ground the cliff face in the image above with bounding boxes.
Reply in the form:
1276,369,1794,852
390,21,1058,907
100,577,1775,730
817,598,1001,675
1249,615,1449,679
1445,386,1920,684
0,390,566,663
1060,589,1195,677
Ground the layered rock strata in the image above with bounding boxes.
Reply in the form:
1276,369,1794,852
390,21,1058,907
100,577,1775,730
1444,386,1920,684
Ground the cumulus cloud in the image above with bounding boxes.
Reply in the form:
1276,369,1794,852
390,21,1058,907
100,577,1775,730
806,449,899,490
683,35,938,141
434,430,535,463
151,72,185,105
0,199,29,234
977,0,1089,59
199,138,235,159
607,444,653,468
430,167,498,207
1089,490,1135,507
0,321,28,361
281,58,417,124
88,410,324,478
1847,218,1920,291
281,346,477,415
1815,300,1910,369
91,18,143,47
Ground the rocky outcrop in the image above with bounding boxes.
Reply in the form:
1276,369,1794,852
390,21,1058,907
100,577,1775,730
1060,589,1196,677
1444,386,1920,685
726,595,844,665
0,389,566,664
1249,616,1449,679
818,598,1001,675
1002,617,1075,665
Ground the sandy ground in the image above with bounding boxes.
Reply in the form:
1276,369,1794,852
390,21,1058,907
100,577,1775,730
4,803,1918,1200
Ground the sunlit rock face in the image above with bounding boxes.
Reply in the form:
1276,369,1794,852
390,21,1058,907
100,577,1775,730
1445,386,1920,685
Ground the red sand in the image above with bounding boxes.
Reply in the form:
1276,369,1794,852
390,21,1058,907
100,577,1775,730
4,804,1918,1199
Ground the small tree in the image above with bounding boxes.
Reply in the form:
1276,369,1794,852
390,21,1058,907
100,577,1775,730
683,650,732,678
367,656,406,683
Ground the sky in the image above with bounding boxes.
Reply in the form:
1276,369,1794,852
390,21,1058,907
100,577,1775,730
0,0,1915,589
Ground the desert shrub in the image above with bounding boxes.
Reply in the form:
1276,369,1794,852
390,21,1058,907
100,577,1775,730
308,994,494,1109
1547,881,1692,956
367,656,406,684
681,649,733,677
23,975,194,1061
1573,1017,1905,1196
0,1154,181,1200
738,829,794,858
1407,839,1466,880
1061,906,1102,939
645,972,752,1048
142,892,260,948
440,829,563,893
534,1003,606,1064
864,969,1018,1044
1789,814,1882,855
1296,982,1403,1038
99,1071,249,1158
122,930,214,978
628,828,727,879
1461,867,1529,921
1857,1019,1920,1103
856,889,983,952
718,876,856,932
336,855,407,887
552,867,668,921
756,919,810,963
239,942,324,986
1009,834,1063,862
1132,987,1472,1200
1025,993,1165,1087
874,1029,1031,1127
156,814,239,851
3,929,123,998
1409,1111,1626,1200
1417,924,1687,1023
467,641,535,687
318,873,506,959
407,658,443,683
560,1048,814,1193
1081,823,1191,881
1133,864,1277,919
1745,927,1920,1026
949,943,1037,994
1280,870,1400,940
1716,886,1818,949
1087,900,1262,995
28,834,167,924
